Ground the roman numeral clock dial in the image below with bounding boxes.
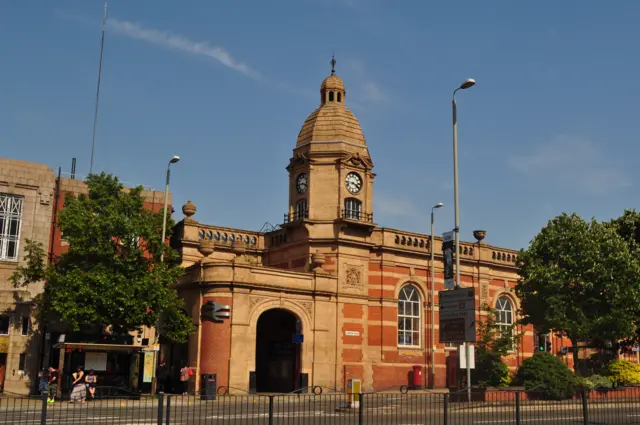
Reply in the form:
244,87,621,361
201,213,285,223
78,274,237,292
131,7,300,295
296,173,308,194
345,172,362,194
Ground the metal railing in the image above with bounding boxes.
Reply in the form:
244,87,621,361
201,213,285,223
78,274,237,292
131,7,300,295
2,386,640,424
284,209,309,224
341,209,374,223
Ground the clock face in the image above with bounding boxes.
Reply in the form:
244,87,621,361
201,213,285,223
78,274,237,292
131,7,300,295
345,172,363,194
296,173,308,194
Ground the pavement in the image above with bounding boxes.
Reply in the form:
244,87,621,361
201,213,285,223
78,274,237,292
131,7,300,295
1,394,639,424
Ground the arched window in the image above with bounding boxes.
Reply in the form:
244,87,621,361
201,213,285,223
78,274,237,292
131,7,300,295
337,92,342,102
398,285,421,347
329,91,335,102
344,198,362,220
295,199,307,221
495,296,514,335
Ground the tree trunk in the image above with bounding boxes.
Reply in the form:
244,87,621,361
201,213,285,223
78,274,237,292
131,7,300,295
572,342,581,376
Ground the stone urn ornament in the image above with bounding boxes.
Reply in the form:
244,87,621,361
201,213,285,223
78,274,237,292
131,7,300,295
182,200,197,221
473,230,486,243
198,238,214,259
311,251,326,272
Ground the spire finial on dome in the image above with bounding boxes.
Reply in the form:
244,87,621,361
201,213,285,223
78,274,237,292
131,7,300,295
331,54,336,75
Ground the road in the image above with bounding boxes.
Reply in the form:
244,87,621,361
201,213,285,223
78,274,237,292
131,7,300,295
0,395,639,424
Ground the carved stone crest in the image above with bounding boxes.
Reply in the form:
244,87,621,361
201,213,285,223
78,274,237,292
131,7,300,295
341,152,374,169
38,189,52,205
345,267,362,288
286,153,313,172
299,301,313,316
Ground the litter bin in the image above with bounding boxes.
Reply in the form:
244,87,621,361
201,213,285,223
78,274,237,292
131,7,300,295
200,373,217,401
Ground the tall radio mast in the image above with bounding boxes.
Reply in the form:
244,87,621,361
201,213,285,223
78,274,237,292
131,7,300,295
89,0,108,175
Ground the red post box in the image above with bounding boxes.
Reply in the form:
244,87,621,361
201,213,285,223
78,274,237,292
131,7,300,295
412,365,423,388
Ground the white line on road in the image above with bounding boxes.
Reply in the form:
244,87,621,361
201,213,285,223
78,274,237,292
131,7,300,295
474,418,583,424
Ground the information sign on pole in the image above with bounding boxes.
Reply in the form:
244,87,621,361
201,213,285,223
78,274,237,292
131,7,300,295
442,231,455,289
438,288,476,343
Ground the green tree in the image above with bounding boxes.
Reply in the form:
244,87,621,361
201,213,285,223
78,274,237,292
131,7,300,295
10,173,194,343
515,213,640,373
473,304,522,387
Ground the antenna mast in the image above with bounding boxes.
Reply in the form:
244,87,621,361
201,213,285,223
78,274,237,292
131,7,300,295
89,0,108,175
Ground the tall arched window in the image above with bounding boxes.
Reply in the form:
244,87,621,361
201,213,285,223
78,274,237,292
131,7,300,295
344,198,362,220
495,296,514,335
398,285,421,347
295,199,307,221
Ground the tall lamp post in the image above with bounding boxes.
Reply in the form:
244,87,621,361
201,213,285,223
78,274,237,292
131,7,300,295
430,201,444,389
153,155,180,394
452,78,475,401
161,155,181,263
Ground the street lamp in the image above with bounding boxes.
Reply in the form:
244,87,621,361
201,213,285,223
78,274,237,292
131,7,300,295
160,155,180,263
452,78,475,401
430,201,443,389
154,155,179,395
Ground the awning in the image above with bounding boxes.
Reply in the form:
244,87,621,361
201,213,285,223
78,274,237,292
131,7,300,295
54,342,143,352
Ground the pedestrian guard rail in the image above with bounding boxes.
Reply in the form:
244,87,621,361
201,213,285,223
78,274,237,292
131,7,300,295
1,385,640,424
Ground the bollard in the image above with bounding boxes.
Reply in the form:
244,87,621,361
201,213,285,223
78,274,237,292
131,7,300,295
157,391,164,425
165,395,171,425
40,391,48,425
268,396,274,425
515,392,521,425
581,391,589,425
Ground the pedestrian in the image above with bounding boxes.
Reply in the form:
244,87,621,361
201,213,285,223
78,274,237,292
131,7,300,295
69,366,86,403
179,363,191,395
47,367,58,404
85,369,97,399
38,368,49,395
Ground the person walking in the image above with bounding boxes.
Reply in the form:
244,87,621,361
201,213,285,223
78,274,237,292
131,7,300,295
69,366,86,403
38,368,48,396
85,369,97,399
47,367,58,404
179,363,191,395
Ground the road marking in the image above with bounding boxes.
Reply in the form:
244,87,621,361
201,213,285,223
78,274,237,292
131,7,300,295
474,418,583,424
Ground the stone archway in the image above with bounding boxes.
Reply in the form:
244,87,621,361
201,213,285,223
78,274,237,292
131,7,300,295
255,308,301,393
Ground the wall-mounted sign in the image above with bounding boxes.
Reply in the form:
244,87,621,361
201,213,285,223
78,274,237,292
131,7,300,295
345,331,360,337
201,301,231,323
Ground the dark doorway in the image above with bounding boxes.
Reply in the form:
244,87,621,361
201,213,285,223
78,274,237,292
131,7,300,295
255,309,300,393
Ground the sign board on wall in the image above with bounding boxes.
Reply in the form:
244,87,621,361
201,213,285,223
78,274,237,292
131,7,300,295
442,231,455,289
143,352,154,383
345,331,360,337
84,352,107,371
439,288,476,343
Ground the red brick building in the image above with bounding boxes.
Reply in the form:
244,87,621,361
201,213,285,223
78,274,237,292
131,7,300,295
170,68,578,393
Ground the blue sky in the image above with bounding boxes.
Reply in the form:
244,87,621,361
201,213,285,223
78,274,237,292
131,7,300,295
2,1,639,250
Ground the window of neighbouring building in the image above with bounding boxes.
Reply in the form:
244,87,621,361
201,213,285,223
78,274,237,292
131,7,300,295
21,317,30,336
18,353,26,371
295,199,307,220
398,285,421,347
0,194,24,261
0,316,10,335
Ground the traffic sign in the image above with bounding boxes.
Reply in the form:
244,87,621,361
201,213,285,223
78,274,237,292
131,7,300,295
439,288,476,343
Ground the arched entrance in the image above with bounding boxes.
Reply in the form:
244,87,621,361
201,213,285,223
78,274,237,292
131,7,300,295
255,309,301,393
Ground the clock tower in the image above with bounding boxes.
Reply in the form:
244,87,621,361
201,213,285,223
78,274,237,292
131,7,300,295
285,57,375,232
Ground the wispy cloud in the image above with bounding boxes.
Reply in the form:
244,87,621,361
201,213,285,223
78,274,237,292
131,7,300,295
508,135,632,195
108,19,261,80
341,58,387,107
374,194,418,216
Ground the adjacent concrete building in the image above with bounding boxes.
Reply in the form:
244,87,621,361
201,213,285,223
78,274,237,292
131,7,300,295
170,67,551,393
0,159,56,394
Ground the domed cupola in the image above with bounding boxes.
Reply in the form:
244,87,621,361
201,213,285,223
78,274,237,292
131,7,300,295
296,56,367,147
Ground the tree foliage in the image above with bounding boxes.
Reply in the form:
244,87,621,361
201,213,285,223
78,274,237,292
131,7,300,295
11,173,194,343
515,213,640,371
473,304,522,387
